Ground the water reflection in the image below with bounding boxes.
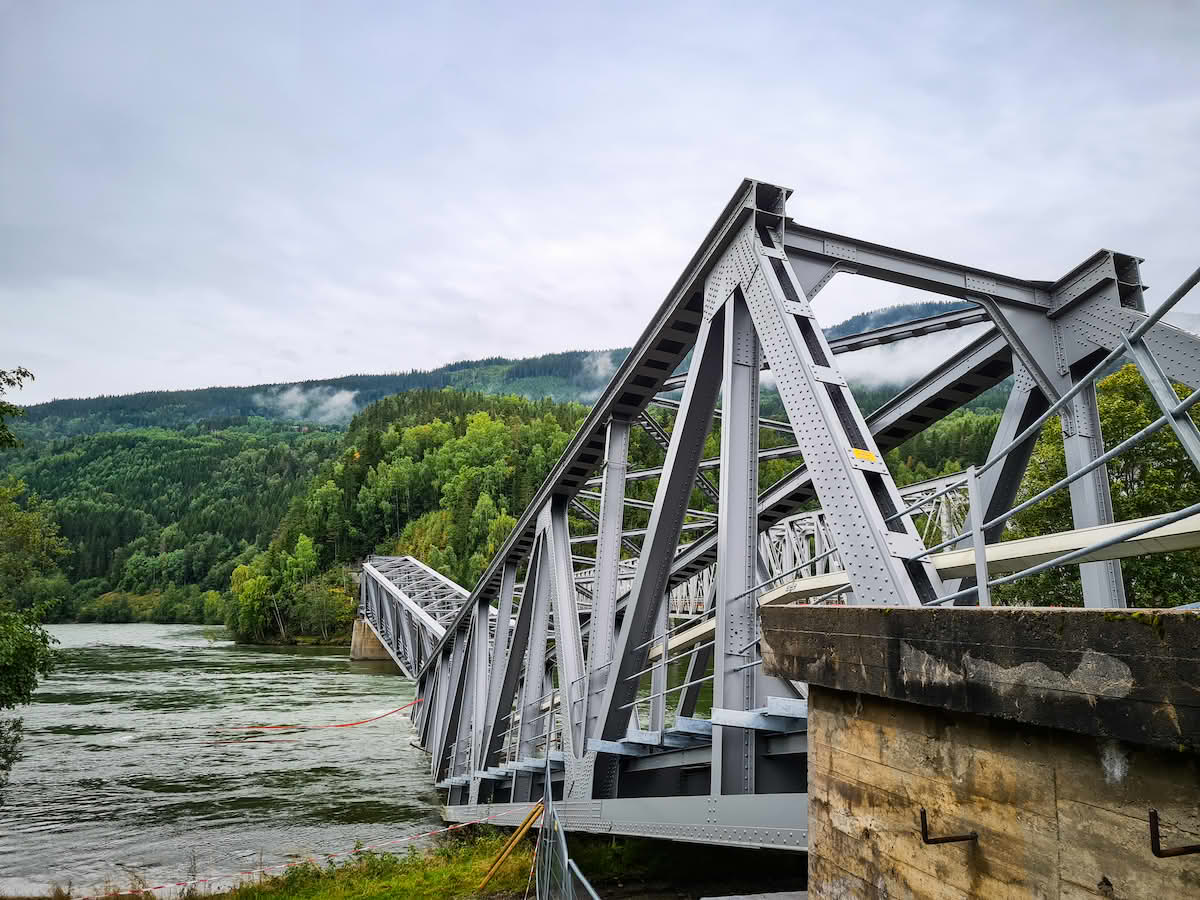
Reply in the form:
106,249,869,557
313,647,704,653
0,624,438,896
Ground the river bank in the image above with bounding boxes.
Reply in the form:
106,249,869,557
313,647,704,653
13,824,808,900
12,828,537,900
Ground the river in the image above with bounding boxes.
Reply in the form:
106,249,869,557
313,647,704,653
0,623,440,897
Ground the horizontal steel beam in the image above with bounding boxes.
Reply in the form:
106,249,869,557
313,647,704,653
650,396,795,434
761,509,1200,601
783,221,1051,310
576,490,717,519
441,794,809,851
569,520,713,545
660,306,992,390
584,443,804,487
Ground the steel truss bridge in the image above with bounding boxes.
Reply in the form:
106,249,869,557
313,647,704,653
358,179,1200,852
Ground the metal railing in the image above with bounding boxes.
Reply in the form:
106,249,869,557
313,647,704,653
536,693,602,900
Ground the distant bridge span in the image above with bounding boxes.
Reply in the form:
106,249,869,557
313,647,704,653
358,179,1200,851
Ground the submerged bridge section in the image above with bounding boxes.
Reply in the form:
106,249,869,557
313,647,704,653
358,555,470,677
358,179,1200,853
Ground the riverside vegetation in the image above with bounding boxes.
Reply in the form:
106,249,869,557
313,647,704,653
31,825,810,900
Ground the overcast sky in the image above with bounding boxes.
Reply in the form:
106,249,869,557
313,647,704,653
3,1,1198,404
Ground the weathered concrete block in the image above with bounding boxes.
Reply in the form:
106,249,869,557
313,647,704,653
805,686,1200,899
760,606,1200,752
350,617,391,661
761,607,1200,898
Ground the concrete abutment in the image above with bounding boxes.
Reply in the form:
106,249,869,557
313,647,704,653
761,605,1200,898
349,617,391,661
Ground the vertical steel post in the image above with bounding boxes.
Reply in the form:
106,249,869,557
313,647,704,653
1062,381,1127,607
713,291,760,796
649,593,668,734
483,560,534,773
543,496,587,758
675,577,717,719
585,417,630,741
451,620,478,798
965,465,991,607
480,560,517,769
426,647,452,774
515,528,552,801
436,628,469,783
467,593,490,802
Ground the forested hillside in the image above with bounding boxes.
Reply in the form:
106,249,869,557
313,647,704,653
15,349,632,440
0,422,341,622
16,301,982,440
224,390,589,641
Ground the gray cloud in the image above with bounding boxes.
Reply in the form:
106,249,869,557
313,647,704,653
580,351,617,383
1167,312,1200,337
576,350,620,403
2,1,1198,404
834,325,992,389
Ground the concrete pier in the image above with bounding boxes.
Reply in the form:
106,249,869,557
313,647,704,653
349,618,391,661
761,605,1200,899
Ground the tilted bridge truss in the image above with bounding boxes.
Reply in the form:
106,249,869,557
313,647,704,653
359,555,472,677
358,179,1200,851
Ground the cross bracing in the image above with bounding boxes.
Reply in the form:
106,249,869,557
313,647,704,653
357,179,1200,850
358,555,470,677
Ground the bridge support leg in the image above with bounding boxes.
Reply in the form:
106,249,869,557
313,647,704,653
477,560,517,802
543,496,587,764
467,593,490,805
649,592,668,734
513,532,551,803
436,626,469,786
1062,375,1127,608
713,291,760,796
585,416,630,744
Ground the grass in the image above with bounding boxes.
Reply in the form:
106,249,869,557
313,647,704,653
22,824,807,900
213,828,535,900
20,828,534,900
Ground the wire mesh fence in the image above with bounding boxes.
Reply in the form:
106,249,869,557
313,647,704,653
534,696,601,900
535,793,601,900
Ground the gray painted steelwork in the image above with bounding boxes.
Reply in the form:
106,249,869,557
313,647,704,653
356,179,1200,851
